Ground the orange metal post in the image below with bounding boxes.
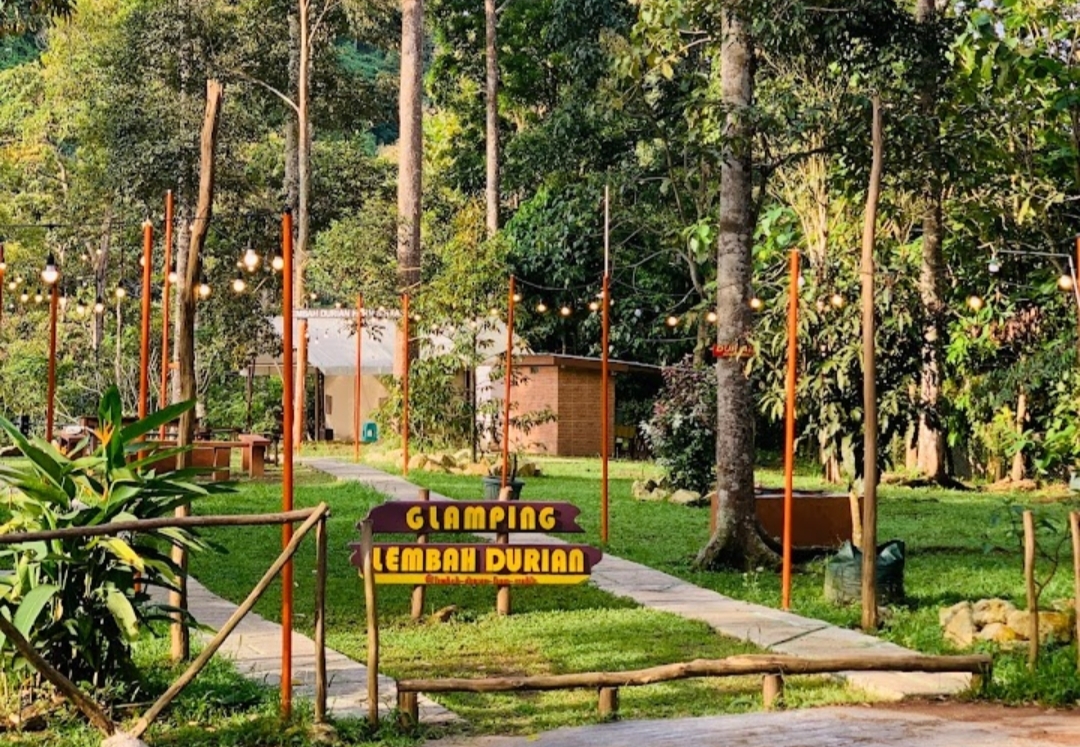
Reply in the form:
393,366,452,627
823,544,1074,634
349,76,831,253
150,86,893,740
355,294,363,462
45,283,58,443
402,292,410,476
139,221,154,421
501,276,516,489
781,249,800,610
601,273,611,543
281,209,295,717
160,192,174,438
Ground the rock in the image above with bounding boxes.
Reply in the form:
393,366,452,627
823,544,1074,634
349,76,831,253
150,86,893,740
453,448,473,465
102,734,150,747
421,460,449,473
942,602,976,648
939,600,971,628
429,453,456,469
977,622,1019,644
973,598,1016,627
669,489,706,506
309,722,338,744
1052,598,1076,613
632,480,653,499
463,463,490,477
407,453,427,470
430,604,458,623
1006,609,1076,643
650,489,672,502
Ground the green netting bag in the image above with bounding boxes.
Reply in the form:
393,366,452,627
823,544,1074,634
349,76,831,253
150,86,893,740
824,540,905,605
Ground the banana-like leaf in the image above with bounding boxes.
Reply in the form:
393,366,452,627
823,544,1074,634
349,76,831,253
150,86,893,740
119,399,194,444
104,587,140,641
98,537,146,572
0,584,58,652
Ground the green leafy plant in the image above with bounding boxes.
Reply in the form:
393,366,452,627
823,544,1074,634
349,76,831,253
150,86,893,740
0,386,230,691
643,357,717,495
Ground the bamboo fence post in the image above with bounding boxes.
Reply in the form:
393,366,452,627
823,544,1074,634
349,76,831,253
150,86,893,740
496,485,512,615
362,519,380,726
1071,511,1080,672
597,686,618,718
397,691,419,727
0,615,116,736
314,512,329,723
411,488,429,620
762,674,784,710
1023,509,1038,671
130,504,328,739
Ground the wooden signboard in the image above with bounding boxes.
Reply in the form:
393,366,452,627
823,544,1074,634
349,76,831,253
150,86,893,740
351,500,602,586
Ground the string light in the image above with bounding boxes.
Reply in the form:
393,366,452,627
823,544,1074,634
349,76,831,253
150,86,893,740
41,253,59,285
588,301,600,312
33,289,43,304
310,291,318,301
1058,274,1074,291
243,248,260,272
7,280,15,291
967,295,984,311
666,315,679,327
512,293,522,303
168,264,178,284
94,297,105,314
706,311,717,323
59,295,68,310
232,272,247,294
75,302,86,316
19,290,29,303
560,305,572,317
830,293,845,308
198,276,212,299
536,302,548,313
797,275,805,289
749,297,763,310
115,286,126,299
988,258,1000,274
489,307,499,317
815,299,825,312
271,255,284,271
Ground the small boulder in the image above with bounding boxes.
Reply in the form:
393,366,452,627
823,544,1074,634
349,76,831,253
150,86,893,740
1006,610,1076,644
631,480,653,499
453,448,473,465
102,734,150,747
939,600,971,628
973,598,1016,627
976,622,1019,644
407,453,427,470
421,460,449,473
943,603,976,648
669,489,706,506
463,463,490,477
430,453,456,469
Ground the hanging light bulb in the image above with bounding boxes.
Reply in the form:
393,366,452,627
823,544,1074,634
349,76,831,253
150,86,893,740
41,253,59,285
797,274,805,289
512,293,522,303
115,286,127,299
75,302,86,316
334,302,343,309
560,305,572,317
33,288,43,304
536,302,548,313
19,290,29,303
94,297,105,314
830,293,845,308
271,255,285,271
967,295,984,311
749,296,763,310
588,301,600,312
232,272,247,294
666,315,679,327
7,280,15,291
243,248,260,272
489,307,499,317
706,310,718,323
198,275,212,299
59,295,68,310
167,264,178,284
310,291,318,301
1058,274,1074,291
988,257,1000,274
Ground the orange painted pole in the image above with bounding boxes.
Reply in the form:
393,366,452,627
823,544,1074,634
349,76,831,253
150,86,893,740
781,249,800,610
160,191,174,438
402,292,410,476
281,209,295,718
139,220,154,422
45,283,58,443
355,294,363,462
501,276,516,489
600,185,611,543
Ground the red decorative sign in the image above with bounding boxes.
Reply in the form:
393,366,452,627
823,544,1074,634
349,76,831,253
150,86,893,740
363,500,584,535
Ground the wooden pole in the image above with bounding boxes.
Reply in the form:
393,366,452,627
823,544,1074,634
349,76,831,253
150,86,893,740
355,294,363,462
1070,511,1080,672
781,249,799,610
1023,509,1038,671
501,276,515,487
601,184,611,543
139,219,153,423
496,485,512,615
131,504,328,740
762,673,783,710
0,614,116,735
860,94,883,632
597,686,618,718
402,292,410,476
45,282,58,443
361,519,380,726
281,208,296,717
314,513,328,723
160,191,174,439
411,487,429,619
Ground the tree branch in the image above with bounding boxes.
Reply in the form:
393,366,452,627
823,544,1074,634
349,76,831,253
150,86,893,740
227,68,299,114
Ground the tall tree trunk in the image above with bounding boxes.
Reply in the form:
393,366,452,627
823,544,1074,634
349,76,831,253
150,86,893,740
696,6,771,571
1011,390,1027,482
292,0,313,447
396,0,423,376
485,0,499,236
860,95,884,632
915,0,947,481
172,205,191,404
93,210,111,352
172,79,223,663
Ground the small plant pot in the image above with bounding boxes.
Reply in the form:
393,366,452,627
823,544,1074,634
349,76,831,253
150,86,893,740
482,475,524,501
1069,468,1080,493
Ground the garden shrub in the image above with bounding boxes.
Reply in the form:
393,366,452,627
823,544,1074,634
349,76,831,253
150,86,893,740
643,357,716,494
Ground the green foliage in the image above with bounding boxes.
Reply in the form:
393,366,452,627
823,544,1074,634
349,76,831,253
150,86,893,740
643,358,716,494
375,352,474,451
0,386,230,690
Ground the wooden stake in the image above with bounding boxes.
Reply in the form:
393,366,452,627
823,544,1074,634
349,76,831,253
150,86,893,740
496,485,512,615
597,686,618,718
131,504,328,739
762,673,784,710
314,513,328,723
1071,511,1080,672
397,691,418,728
781,248,799,610
1023,509,1038,670
411,488,429,620
362,519,380,726
860,94,884,632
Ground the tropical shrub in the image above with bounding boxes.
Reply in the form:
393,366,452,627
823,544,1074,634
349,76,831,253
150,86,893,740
643,358,717,495
0,386,229,690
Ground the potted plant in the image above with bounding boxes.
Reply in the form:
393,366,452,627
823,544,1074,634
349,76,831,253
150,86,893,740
483,454,524,500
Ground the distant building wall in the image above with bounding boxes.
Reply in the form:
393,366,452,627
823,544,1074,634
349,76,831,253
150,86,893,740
323,374,387,441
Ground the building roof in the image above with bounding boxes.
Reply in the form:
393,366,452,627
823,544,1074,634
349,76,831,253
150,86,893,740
512,354,663,376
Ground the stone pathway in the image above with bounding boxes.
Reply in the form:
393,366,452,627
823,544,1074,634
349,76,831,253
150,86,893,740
423,705,1080,747
305,457,968,701
181,571,455,723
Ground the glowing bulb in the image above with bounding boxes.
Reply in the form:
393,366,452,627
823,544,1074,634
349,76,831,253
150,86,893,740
271,255,284,271
167,265,178,284
7,281,15,291
335,302,342,309
967,295,983,311
666,315,679,327
536,302,548,313
232,274,247,293
797,274,805,289
0,261,6,272
243,248,260,272
115,286,126,299
489,307,499,317
588,301,600,312
75,303,85,316
34,289,43,304
198,280,211,299
988,259,1000,274
310,291,318,300
749,297,763,310
560,306,572,317
59,295,68,309
41,253,59,285
94,298,105,314
512,293,522,303
706,310,718,323
830,293,844,308
19,291,29,303
1059,274,1074,291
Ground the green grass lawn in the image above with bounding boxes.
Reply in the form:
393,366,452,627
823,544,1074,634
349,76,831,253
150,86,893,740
188,466,867,736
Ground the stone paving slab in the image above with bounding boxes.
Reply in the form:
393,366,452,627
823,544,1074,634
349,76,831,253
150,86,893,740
422,706,1080,747
305,457,971,701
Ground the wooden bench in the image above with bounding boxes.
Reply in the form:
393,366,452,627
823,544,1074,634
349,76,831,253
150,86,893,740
238,434,271,477
147,441,236,482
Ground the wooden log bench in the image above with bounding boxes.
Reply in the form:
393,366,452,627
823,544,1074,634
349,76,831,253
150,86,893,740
148,441,238,482
392,653,992,726
238,434,272,477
